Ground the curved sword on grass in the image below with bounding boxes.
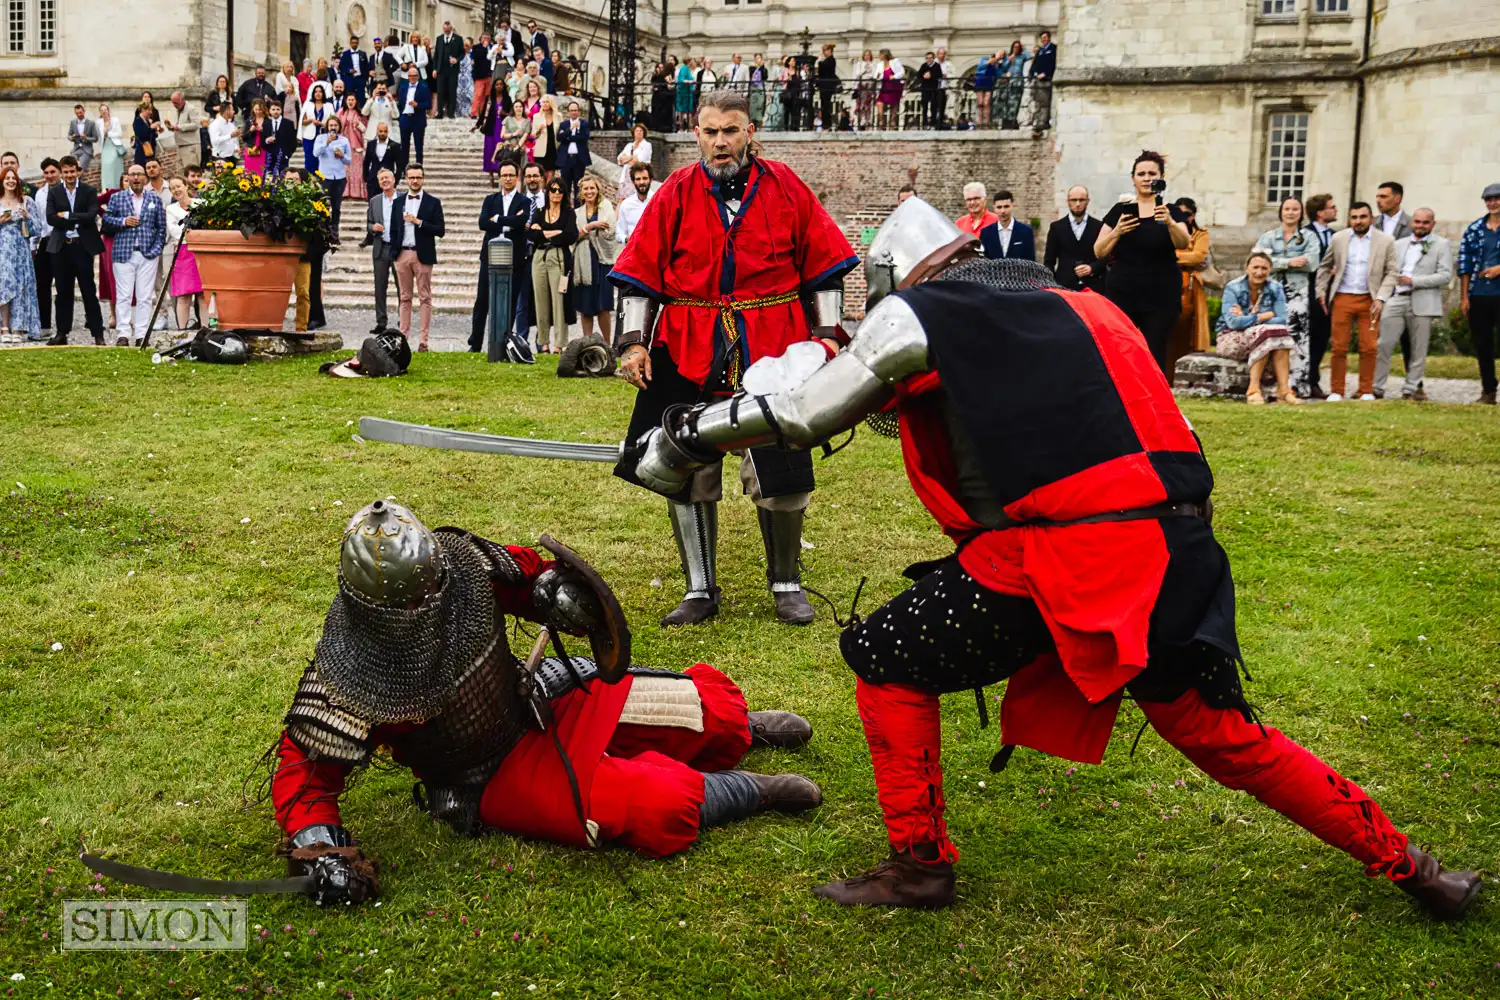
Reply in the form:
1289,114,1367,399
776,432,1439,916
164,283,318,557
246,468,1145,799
356,417,623,463
80,848,313,896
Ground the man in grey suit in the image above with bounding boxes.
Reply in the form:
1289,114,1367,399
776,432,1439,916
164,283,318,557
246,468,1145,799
1374,208,1452,400
362,167,400,334
66,105,99,172
1375,180,1421,384
1376,182,1413,240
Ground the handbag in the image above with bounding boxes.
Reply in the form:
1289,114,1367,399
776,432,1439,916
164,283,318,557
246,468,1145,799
557,275,569,295
1199,248,1226,290
142,140,155,157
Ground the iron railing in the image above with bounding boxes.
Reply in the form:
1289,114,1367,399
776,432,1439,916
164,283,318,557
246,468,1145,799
608,78,1053,133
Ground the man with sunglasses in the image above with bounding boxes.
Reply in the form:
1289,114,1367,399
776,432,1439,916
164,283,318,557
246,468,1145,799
610,88,858,628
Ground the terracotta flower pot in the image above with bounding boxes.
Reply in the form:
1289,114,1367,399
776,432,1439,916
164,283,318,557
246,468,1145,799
186,230,307,331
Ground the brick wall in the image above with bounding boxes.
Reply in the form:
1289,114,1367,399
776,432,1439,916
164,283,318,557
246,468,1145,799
589,130,1056,230
589,129,1057,322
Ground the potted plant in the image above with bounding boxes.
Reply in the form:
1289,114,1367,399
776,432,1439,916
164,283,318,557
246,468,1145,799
186,164,335,331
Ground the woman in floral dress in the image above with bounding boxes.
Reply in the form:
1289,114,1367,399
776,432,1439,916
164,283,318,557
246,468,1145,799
1255,197,1322,396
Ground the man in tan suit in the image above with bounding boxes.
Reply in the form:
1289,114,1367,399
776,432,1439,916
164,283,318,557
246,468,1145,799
1316,201,1398,400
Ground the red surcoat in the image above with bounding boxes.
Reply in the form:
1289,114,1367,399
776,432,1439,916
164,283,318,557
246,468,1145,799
890,288,1209,763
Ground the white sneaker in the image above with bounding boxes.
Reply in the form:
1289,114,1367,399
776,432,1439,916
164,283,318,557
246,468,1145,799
1359,393,1376,401
1325,393,1343,402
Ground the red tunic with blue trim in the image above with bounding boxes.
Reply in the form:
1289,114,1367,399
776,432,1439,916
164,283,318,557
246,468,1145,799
609,157,859,385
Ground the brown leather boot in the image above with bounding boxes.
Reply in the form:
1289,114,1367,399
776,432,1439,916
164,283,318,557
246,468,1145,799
773,589,815,625
737,771,822,813
659,592,720,627
748,710,813,750
813,851,956,908
1396,846,1481,919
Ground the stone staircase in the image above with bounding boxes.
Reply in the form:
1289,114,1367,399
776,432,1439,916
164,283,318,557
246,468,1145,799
322,118,616,316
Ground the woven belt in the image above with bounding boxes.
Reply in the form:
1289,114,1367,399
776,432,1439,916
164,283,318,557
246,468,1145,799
667,290,801,387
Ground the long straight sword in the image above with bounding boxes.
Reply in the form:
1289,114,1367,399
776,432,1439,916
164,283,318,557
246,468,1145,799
357,417,623,463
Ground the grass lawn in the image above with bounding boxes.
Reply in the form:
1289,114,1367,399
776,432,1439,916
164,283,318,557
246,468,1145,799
1,347,1497,1000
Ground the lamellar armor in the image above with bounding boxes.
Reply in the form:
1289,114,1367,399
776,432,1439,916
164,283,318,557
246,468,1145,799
282,501,623,836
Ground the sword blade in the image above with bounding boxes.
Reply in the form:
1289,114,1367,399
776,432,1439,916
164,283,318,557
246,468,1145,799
358,417,622,463
81,853,314,896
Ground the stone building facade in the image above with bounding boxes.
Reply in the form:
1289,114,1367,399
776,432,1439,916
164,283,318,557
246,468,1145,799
0,0,659,170
1052,0,1500,262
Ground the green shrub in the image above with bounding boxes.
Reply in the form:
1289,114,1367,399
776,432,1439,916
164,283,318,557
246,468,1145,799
1206,296,1223,344
1430,306,1474,356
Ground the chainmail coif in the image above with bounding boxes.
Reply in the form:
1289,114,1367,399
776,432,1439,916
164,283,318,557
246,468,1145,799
315,532,499,724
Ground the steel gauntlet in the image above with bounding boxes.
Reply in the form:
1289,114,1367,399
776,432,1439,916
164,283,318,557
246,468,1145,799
532,567,605,637
287,824,379,906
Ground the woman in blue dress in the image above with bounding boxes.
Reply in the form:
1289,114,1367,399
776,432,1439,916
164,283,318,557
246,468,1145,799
674,58,696,131
570,175,618,341
0,166,43,344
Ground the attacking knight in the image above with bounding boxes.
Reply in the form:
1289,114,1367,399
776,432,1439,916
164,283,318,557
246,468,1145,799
268,500,821,905
626,198,1481,917
609,87,859,627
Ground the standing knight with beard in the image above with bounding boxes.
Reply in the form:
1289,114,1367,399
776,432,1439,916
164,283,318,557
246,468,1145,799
609,88,859,627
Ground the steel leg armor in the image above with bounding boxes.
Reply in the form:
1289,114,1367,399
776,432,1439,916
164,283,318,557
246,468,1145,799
668,500,718,600
758,507,815,625
758,507,805,593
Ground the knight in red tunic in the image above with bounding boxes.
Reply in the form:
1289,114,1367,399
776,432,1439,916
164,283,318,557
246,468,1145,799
609,88,859,627
265,500,821,905
625,199,1481,917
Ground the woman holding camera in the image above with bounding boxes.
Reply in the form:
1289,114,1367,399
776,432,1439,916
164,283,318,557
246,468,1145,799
1217,250,1301,405
1094,150,1191,374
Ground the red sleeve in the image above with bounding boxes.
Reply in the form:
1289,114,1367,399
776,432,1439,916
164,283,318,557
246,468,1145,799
491,544,559,621
271,733,351,834
609,169,684,301
778,162,858,289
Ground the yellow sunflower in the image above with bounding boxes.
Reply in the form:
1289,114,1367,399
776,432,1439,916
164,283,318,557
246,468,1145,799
252,174,262,187
233,167,245,175
238,180,251,191
313,201,327,212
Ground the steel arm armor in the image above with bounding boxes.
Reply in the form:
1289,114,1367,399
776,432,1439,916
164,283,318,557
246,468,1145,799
810,288,849,345
617,295,659,352
635,296,929,496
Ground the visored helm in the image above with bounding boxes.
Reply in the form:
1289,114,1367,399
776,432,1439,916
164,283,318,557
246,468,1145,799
338,500,442,607
864,196,968,312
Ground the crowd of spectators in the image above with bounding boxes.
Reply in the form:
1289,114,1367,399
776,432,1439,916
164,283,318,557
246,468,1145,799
644,33,1055,135
943,161,1497,404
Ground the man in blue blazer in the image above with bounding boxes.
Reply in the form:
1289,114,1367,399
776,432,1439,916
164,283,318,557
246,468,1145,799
387,164,445,351
978,189,1036,261
338,37,372,102
396,66,430,167
555,98,592,205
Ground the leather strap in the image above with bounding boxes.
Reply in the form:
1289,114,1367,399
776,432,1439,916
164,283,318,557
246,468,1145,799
1017,501,1206,530
898,234,983,290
